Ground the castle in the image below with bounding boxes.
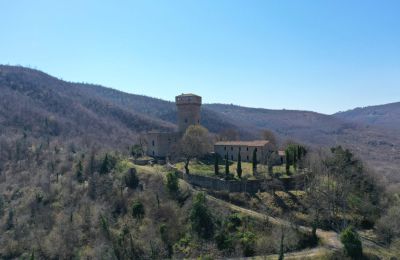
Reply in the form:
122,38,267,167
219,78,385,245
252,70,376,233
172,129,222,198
146,93,273,163
146,93,202,158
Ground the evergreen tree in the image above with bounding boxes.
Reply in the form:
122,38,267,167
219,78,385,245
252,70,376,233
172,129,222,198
100,154,110,175
252,148,258,174
225,153,230,177
166,172,179,195
214,153,219,175
190,193,214,239
340,227,363,259
237,151,242,179
125,168,139,189
285,149,290,175
76,160,84,183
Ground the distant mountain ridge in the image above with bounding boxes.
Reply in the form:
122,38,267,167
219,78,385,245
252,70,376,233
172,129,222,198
0,65,399,183
334,102,400,133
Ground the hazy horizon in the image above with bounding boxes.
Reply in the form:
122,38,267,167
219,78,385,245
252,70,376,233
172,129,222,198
2,1,400,114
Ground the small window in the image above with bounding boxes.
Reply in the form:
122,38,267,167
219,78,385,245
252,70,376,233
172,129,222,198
247,156,249,160
246,147,249,151
198,120,200,124
231,147,233,151
185,118,188,123
152,140,155,146
231,155,233,160
224,146,226,151
239,147,241,151
152,151,155,156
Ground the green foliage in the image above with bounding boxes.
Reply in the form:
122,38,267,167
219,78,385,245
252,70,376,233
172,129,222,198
166,172,179,195
239,231,256,257
225,153,229,176
130,144,143,159
75,160,84,183
237,151,242,179
214,153,219,175
285,144,307,172
100,214,111,240
131,201,145,220
227,213,242,231
190,193,214,239
215,230,234,251
125,168,139,189
6,208,14,230
252,148,258,172
340,227,363,259
100,153,117,175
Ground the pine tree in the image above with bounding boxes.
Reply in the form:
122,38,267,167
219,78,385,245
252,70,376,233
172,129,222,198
237,151,242,179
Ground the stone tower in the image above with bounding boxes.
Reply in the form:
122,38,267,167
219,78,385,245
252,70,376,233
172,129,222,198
175,93,202,133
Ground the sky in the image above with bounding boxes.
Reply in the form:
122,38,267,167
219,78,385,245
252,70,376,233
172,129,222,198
1,0,400,114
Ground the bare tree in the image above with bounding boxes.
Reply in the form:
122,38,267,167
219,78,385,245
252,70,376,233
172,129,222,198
218,128,240,141
177,125,212,174
261,129,278,150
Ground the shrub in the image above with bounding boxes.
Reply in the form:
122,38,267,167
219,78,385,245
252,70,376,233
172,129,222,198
125,168,139,189
340,227,363,259
166,172,179,195
239,231,256,257
132,201,145,220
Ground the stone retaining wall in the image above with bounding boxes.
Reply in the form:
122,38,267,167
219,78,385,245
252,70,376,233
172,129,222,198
166,164,305,193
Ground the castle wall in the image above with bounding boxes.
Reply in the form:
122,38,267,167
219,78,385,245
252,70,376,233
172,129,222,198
146,132,180,158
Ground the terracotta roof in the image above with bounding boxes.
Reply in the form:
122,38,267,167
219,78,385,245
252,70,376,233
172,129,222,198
215,140,270,147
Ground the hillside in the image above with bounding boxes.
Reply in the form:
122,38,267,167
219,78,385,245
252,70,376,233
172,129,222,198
205,104,400,183
0,65,399,183
334,102,400,133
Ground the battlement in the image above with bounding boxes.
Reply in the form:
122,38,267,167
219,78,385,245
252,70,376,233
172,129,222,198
175,94,202,106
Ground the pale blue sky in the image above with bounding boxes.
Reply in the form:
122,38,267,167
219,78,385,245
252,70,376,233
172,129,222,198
1,0,399,114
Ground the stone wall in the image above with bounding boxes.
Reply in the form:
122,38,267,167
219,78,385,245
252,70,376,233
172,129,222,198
180,172,304,193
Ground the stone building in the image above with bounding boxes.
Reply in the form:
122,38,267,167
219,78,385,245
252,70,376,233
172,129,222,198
146,93,202,158
214,140,273,163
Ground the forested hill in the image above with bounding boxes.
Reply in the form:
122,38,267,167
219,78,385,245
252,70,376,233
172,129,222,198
0,65,399,182
334,102,400,133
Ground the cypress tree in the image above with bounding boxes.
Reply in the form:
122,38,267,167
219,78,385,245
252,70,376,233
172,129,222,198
225,153,229,177
285,149,290,175
237,151,242,179
214,153,219,175
252,148,258,173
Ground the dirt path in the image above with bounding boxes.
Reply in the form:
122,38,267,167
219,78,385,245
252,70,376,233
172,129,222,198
204,193,342,259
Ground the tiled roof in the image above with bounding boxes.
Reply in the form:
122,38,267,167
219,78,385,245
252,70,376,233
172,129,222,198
214,140,270,147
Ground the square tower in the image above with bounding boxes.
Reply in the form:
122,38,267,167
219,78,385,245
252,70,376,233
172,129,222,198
175,93,202,133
